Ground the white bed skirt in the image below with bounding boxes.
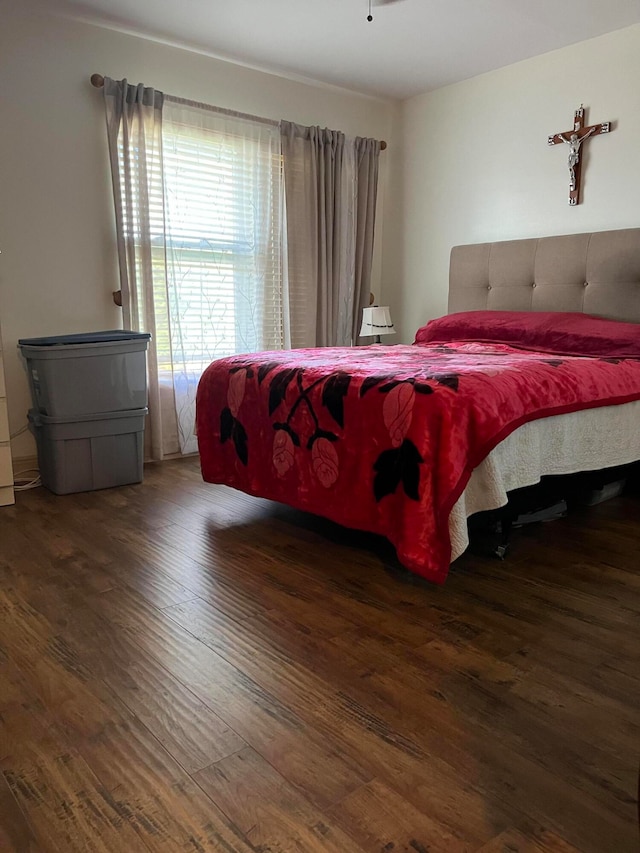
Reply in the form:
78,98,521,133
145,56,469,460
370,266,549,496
449,400,640,561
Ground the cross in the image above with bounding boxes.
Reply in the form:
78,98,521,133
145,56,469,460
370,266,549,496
548,105,611,206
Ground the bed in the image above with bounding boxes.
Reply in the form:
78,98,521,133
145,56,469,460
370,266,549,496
196,227,640,583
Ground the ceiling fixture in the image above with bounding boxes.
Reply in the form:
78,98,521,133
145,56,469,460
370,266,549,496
367,0,405,22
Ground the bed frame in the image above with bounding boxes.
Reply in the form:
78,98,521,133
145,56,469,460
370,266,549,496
447,226,640,561
448,227,640,321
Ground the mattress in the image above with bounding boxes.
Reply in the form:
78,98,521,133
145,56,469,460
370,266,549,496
449,399,640,560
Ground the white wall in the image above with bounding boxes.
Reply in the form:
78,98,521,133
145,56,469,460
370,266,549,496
383,25,640,342
0,4,394,460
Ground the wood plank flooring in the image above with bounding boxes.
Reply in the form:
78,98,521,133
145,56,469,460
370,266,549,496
0,456,638,852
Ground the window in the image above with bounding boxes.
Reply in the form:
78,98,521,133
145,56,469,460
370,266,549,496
116,97,283,454
158,104,283,373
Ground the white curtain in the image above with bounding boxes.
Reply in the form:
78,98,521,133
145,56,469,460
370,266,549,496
103,78,171,461
103,81,283,458
161,98,283,454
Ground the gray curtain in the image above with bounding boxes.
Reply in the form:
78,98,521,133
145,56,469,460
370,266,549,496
281,121,381,348
280,122,344,347
103,77,179,460
352,137,381,346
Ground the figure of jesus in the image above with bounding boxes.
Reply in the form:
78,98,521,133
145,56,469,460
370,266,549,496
559,127,596,191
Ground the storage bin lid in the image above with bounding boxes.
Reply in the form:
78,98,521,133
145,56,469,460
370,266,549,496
28,407,148,426
18,330,151,347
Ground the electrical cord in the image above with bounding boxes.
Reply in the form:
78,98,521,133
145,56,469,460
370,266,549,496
10,423,28,439
8,424,41,489
13,468,41,491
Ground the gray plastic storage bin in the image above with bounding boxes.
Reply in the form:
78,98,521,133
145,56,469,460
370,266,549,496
19,331,150,418
29,408,146,495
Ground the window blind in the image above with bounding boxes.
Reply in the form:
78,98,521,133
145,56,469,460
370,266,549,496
160,104,283,372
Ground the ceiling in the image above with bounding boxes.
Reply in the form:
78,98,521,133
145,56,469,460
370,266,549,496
54,0,640,99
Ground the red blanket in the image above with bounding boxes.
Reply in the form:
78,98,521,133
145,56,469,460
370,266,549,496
196,343,640,583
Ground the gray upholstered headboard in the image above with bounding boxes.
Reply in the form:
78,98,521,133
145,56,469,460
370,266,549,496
449,228,640,322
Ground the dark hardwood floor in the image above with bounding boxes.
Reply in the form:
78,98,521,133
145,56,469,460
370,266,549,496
0,456,638,852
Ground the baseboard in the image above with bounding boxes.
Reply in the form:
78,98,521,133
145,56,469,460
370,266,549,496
156,450,200,462
11,454,38,475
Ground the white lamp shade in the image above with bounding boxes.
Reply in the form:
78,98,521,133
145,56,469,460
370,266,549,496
359,305,395,337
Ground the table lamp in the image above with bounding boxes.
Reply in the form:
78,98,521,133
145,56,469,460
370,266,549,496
359,305,395,344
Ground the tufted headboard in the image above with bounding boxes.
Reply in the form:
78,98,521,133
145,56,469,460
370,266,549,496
448,228,640,322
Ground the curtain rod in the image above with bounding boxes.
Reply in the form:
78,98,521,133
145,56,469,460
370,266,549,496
90,73,387,150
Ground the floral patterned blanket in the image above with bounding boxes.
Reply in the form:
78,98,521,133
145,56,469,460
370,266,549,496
196,343,640,583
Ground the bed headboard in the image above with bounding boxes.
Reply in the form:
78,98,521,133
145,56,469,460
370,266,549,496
449,228,640,323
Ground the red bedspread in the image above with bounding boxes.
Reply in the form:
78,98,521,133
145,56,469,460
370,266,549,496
196,342,640,583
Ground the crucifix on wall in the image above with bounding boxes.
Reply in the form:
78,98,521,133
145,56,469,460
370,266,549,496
548,105,612,206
